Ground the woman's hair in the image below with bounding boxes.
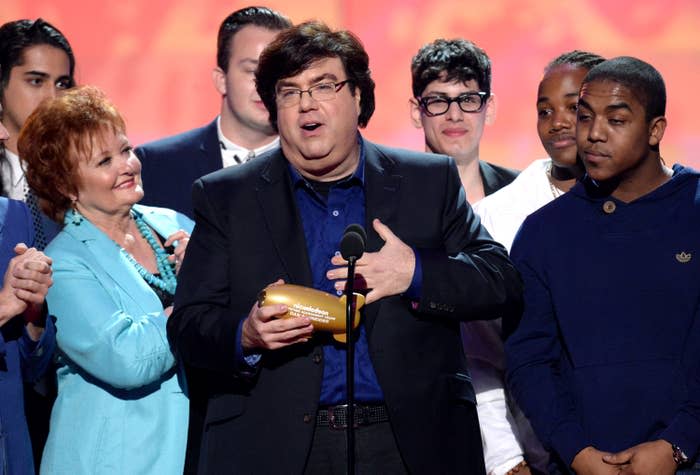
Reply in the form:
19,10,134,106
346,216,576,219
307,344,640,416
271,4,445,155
19,85,125,223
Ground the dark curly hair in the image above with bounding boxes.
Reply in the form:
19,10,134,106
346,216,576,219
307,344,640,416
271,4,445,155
411,38,491,98
256,21,375,131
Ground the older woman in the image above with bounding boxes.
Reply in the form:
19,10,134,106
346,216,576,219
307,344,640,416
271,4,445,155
19,86,191,474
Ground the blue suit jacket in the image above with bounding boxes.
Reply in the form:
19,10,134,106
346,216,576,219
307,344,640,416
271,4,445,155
136,119,222,219
41,205,193,474
0,198,55,475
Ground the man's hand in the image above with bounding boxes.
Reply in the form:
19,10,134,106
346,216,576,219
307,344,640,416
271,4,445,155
602,440,676,475
328,219,415,305
571,446,619,475
241,280,314,351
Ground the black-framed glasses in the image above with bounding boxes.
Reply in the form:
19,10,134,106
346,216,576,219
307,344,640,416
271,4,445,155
417,91,489,117
276,80,351,108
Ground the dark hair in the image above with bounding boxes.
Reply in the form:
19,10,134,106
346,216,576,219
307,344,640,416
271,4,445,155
256,21,375,130
0,18,76,197
582,56,666,122
19,86,126,223
545,50,605,74
216,6,291,72
0,18,75,93
411,38,491,98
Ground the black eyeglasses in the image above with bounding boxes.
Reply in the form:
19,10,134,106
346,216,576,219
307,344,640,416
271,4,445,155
276,80,351,108
417,91,489,116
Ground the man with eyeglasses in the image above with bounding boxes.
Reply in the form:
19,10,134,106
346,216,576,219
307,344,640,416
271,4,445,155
170,21,522,474
410,39,533,475
410,38,518,204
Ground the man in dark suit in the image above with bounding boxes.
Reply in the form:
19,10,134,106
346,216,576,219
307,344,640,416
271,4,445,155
409,38,518,204
170,21,522,474
135,7,291,218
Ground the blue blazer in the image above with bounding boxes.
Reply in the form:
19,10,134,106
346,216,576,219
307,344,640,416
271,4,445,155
0,198,55,475
41,205,193,474
136,119,222,219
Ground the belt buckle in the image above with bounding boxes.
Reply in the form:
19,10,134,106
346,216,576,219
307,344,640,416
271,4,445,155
327,404,348,430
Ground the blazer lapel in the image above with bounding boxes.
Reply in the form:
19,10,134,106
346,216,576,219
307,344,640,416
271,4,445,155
255,152,313,287
62,215,161,312
363,140,402,335
199,119,224,176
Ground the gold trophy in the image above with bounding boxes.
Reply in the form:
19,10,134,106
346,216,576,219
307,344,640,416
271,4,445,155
258,284,364,343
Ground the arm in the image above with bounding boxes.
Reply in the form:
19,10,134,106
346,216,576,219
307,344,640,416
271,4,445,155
329,158,522,320
504,226,591,468
417,160,522,320
48,253,176,390
19,315,56,383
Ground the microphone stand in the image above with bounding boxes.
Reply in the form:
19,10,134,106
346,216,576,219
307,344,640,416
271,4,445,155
345,255,357,475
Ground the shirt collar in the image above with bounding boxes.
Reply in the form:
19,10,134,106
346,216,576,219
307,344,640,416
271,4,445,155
288,134,366,188
216,115,280,166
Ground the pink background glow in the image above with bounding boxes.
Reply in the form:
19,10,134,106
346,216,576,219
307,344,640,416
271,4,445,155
4,0,700,169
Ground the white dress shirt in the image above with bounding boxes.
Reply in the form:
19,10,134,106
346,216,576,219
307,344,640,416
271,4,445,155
217,116,279,168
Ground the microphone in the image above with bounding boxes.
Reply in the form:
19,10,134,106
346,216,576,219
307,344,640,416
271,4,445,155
340,224,366,261
338,223,366,474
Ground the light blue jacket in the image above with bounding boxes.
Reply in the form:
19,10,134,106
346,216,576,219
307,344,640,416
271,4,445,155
40,205,193,474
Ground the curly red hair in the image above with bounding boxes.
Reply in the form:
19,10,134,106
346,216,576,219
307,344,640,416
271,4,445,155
18,85,126,223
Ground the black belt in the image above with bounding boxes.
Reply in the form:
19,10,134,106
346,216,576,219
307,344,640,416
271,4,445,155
316,404,389,430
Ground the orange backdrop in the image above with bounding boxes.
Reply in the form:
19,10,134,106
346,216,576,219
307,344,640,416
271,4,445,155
3,0,700,169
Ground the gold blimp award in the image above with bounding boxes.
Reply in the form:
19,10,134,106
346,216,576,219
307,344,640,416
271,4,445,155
258,284,364,343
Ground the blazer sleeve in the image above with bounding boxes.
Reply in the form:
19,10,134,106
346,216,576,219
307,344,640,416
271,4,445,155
48,251,176,390
19,316,56,383
504,221,589,466
168,179,244,374
415,158,523,322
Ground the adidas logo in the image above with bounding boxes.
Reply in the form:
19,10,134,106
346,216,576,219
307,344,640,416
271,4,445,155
676,252,692,263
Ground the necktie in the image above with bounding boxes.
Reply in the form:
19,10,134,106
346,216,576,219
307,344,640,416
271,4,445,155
24,187,48,250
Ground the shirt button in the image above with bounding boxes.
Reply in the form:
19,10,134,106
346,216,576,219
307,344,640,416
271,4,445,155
603,200,616,214
332,210,339,217
303,414,312,423
336,289,343,296
334,251,341,257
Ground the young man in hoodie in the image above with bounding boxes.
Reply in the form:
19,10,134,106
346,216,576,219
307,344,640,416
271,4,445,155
506,56,700,474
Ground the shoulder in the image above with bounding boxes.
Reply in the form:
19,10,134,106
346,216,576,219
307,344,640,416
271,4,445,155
364,140,454,173
135,119,217,155
133,204,194,234
480,160,520,181
476,159,551,211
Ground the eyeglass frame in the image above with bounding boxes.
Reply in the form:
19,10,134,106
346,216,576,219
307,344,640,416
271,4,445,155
275,79,351,108
416,91,490,117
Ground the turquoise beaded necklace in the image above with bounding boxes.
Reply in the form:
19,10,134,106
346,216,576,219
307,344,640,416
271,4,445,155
126,211,178,295
67,208,177,295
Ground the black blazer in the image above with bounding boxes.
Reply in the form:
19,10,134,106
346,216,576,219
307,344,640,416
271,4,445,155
169,139,523,474
479,160,519,196
135,119,222,219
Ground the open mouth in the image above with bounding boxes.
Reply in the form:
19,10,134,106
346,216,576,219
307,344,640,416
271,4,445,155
301,123,322,131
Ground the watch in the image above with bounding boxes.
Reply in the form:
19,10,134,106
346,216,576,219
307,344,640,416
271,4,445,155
672,444,689,465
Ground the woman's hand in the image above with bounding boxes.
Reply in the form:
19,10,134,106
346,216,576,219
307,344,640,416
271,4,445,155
0,243,52,327
164,230,190,274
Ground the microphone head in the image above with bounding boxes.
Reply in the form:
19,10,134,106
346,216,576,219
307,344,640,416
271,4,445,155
340,231,365,261
344,223,367,246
